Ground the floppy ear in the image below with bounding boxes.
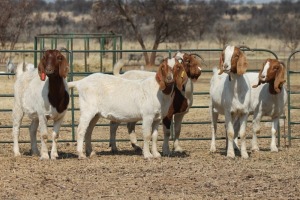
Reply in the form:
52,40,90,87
58,53,69,78
38,55,46,81
274,63,286,93
218,53,224,75
155,64,166,90
237,51,248,75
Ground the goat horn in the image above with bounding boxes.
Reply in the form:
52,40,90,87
279,61,286,68
190,53,207,67
59,47,71,53
190,53,204,62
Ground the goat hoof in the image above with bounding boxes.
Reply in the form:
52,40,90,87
152,152,161,158
30,149,40,156
51,154,59,160
174,146,183,153
251,147,260,152
226,151,235,159
143,153,153,159
78,153,87,160
241,153,249,159
14,151,21,157
270,147,278,152
89,151,96,158
162,149,171,156
40,155,50,160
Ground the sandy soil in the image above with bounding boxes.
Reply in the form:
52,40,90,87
0,139,300,200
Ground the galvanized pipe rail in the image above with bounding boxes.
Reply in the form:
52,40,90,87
0,48,291,147
287,50,300,146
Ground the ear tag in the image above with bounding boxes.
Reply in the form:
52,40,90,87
41,72,46,81
181,71,185,78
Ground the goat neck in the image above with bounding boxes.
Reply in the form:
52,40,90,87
47,76,69,113
267,80,283,95
162,81,174,95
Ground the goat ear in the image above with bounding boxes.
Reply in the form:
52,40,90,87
218,53,224,75
155,66,166,90
274,63,286,93
58,53,69,78
155,72,166,90
237,51,248,75
38,56,46,81
252,80,261,88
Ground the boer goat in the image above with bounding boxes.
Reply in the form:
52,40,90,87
247,58,287,152
12,49,70,160
68,58,188,159
210,45,251,159
110,52,203,156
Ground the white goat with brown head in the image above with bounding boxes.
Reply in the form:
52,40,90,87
68,57,188,159
247,58,287,152
12,49,70,160
109,52,202,156
210,45,251,159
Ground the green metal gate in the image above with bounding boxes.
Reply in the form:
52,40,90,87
287,50,300,146
1,45,297,150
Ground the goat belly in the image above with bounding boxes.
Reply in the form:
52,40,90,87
101,112,142,122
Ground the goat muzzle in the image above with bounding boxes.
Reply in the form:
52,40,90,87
162,81,174,95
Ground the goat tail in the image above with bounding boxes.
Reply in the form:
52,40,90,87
113,59,125,76
67,81,77,89
15,62,25,78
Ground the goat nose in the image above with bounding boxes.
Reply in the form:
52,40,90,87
261,75,265,79
45,66,54,74
166,73,173,82
223,64,228,69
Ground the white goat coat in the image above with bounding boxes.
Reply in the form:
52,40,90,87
13,67,68,159
68,73,174,159
111,65,194,155
70,74,171,122
246,72,287,117
245,72,287,151
14,69,67,120
210,68,251,158
210,68,251,116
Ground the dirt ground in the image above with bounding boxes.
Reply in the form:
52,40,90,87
0,138,300,199
1,55,300,199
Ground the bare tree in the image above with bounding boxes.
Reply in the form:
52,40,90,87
280,15,300,55
0,0,35,51
91,0,222,66
215,23,232,48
